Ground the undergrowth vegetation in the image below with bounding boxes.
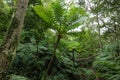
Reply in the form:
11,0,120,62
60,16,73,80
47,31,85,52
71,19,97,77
0,0,120,80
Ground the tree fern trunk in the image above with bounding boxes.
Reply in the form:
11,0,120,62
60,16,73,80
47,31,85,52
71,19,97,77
0,0,29,79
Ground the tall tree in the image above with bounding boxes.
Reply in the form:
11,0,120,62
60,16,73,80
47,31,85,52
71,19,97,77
0,0,29,79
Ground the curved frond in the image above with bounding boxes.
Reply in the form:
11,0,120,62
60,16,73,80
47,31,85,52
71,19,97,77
33,5,54,25
52,0,65,23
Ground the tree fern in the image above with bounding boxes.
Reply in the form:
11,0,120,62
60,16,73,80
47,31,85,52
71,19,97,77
33,0,87,34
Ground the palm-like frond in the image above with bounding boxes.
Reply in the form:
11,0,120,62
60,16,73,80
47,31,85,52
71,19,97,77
33,0,88,34
52,0,65,23
64,6,87,31
33,5,54,25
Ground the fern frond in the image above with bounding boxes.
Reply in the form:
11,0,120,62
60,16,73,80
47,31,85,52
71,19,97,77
33,5,54,25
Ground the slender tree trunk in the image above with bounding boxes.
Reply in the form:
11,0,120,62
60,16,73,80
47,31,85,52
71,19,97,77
96,0,102,51
46,34,62,75
0,0,29,79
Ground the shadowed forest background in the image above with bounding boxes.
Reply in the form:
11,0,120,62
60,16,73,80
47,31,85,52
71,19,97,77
0,0,120,80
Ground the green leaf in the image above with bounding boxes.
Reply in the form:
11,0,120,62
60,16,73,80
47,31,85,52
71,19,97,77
33,5,54,24
52,0,64,22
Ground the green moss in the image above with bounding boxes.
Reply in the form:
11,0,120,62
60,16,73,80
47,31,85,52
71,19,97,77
7,17,20,34
10,17,20,28
3,17,20,45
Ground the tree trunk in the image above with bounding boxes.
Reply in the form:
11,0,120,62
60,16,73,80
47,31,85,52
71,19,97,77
0,0,29,79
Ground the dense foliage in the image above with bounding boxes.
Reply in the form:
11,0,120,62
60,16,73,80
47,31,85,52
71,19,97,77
0,0,120,80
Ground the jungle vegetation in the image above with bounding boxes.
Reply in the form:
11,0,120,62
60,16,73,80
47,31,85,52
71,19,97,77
0,0,120,80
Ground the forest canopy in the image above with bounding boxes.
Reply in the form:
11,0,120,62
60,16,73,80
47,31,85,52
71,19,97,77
0,0,120,80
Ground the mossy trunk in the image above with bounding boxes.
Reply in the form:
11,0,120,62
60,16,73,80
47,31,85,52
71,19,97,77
0,0,29,79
